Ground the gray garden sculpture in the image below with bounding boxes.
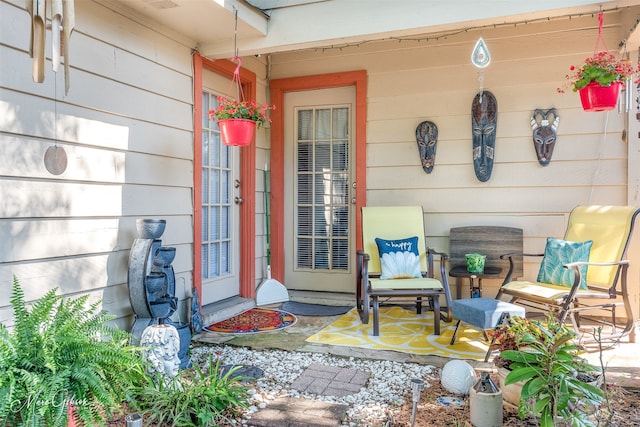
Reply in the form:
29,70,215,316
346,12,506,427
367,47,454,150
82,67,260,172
140,323,181,387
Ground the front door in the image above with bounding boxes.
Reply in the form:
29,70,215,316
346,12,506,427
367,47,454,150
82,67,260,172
283,87,356,293
200,69,241,304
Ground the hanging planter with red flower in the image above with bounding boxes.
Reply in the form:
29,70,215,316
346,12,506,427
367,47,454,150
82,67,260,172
558,13,639,112
207,10,275,146
209,95,275,146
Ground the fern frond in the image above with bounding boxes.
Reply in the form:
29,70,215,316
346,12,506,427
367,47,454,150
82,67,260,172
2,278,149,426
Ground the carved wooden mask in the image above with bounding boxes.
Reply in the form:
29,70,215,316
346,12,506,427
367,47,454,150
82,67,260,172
530,109,559,166
416,121,438,173
471,91,497,182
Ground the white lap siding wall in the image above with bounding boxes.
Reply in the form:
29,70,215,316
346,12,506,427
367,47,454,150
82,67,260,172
0,0,195,328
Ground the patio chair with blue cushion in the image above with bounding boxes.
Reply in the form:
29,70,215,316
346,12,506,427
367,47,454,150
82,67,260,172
356,206,453,336
496,205,640,343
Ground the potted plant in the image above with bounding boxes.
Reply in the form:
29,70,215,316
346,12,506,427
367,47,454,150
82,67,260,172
208,96,275,146
0,276,148,426
559,51,639,111
489,315,542,406
499,315,605,427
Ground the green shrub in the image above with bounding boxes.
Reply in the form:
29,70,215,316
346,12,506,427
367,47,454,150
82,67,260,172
0,276,147,426
135,356,250,426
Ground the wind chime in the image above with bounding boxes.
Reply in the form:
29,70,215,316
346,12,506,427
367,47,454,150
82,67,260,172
28,0,75,93
471,37,491,99
28,0,75,175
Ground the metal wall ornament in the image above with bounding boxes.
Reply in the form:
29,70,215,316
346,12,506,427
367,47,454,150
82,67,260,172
530,109,559,166
415,121,438,173
471,37,491,68
471,91,498,182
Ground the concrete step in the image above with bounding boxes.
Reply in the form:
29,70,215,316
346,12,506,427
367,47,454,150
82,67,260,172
201,296,255,326
287,290,354,306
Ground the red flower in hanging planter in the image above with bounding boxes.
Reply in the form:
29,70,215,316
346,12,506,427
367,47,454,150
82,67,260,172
558,51,639,94
208,96,276,128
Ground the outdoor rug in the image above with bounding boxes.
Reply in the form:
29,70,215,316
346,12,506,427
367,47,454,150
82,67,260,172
305,306,490,360
203,308,297,334
281,301,353,317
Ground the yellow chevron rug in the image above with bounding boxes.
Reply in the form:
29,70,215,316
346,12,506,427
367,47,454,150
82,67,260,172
305,306,490,360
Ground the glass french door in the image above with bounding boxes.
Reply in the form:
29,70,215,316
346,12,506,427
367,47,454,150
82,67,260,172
284,87,356,293
200,70,241,304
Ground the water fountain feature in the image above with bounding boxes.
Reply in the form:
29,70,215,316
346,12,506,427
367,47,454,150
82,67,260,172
128,219,190,369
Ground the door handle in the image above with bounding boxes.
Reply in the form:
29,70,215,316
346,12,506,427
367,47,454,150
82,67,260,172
235,196,244,204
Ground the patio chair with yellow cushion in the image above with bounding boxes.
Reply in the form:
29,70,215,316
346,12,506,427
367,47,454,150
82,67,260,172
496,205,640,343
356,206,453,336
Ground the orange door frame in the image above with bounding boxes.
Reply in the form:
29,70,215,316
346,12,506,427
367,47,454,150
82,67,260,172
268,70,368,283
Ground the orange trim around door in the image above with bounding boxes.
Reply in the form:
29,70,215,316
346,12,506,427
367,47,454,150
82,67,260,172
193,53,257,304
268,70,367,283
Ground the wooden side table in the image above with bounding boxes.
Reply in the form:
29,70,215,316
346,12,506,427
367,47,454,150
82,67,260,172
449,265,503,299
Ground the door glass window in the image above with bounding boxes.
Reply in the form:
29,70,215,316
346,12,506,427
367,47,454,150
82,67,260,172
295,106,350,271
202,92,232,278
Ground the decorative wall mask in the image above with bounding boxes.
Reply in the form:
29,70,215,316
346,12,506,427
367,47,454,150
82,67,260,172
471,91,498,182
415,121,438,173
530,109,559,166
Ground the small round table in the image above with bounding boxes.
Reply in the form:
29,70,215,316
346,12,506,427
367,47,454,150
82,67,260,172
449,265,503,299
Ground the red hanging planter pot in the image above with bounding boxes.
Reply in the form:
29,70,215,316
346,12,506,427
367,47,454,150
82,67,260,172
67,403,78,427
218,118,256,147
578,80,622,112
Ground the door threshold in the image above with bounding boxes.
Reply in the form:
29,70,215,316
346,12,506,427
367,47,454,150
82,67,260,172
201,296,255,326
287,290,354,306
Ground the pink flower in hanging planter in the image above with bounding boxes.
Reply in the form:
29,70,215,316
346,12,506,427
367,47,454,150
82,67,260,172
208,96,276,128
557,51,639,94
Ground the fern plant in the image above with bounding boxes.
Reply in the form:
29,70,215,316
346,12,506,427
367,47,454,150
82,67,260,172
0,276,147,426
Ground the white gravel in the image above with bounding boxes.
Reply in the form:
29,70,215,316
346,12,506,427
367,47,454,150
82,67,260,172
190,344,438,426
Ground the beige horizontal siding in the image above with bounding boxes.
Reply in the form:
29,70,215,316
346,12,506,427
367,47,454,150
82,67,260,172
270,11,632,295
0,0,197,326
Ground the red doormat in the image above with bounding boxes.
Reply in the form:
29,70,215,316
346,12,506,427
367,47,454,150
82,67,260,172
203,308,297,334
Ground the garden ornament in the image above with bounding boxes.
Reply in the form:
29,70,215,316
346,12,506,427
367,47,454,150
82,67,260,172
441,359,476,395
141,323,181,387
530,108,559,166
415,121,438,173
471,90,497,182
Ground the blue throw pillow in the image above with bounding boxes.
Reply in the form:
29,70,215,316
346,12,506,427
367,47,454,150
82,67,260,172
375,236,422,279
537,237,593,290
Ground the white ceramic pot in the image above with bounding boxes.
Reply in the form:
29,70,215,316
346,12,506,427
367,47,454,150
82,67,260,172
497,366,524,407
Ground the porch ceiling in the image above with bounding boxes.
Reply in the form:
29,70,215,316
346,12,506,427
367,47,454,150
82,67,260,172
99,0,640,59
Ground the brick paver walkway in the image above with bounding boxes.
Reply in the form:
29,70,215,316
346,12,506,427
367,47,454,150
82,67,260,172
246,363,369,426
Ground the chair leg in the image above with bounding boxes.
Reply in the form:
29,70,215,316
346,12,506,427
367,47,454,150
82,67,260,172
372,296,380,336
433,296,440,335
450,320,462,345
416,297,423,314
359,288,370,325
484,312,512,362
484,332,497,363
